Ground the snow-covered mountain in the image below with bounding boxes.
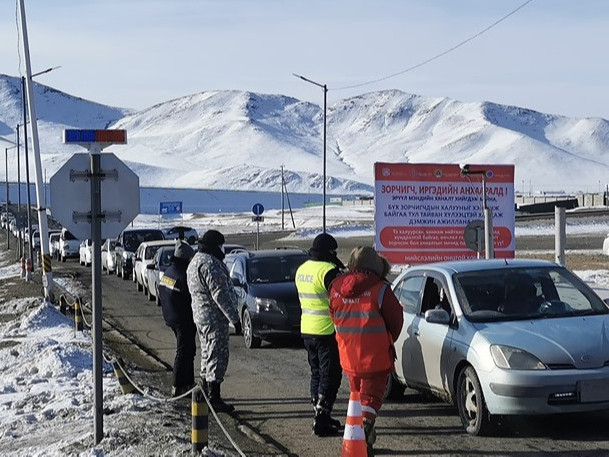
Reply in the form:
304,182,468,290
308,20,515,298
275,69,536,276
2,73,609,194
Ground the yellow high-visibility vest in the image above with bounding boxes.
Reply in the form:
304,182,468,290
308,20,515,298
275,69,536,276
295,260,335,335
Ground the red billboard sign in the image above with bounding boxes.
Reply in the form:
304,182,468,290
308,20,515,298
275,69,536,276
374,163,515,264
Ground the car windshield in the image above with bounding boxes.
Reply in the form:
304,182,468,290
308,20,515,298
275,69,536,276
454,266,609,322
247,255,309,284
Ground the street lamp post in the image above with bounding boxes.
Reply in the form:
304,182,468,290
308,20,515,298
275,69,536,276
293,73,328,233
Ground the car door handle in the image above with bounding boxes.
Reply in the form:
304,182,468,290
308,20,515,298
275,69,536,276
413,330,420,336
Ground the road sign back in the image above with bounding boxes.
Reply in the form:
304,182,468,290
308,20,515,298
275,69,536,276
49,153,140,240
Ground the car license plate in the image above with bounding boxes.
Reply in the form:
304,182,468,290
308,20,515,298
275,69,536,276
579,379,609,402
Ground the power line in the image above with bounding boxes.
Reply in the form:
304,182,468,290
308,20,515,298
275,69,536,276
334,0,534,92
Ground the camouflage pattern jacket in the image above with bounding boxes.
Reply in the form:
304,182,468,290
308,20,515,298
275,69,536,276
186,251,240,326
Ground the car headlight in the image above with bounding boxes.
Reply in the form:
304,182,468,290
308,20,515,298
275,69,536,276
255,297,281,313
490,345,546,370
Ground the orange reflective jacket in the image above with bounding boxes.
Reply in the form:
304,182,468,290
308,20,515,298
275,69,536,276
330,274,394,376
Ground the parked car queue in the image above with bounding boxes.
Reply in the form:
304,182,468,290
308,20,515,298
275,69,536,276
36,217,609,437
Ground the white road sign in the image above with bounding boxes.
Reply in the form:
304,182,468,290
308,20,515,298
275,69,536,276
49,153,140,240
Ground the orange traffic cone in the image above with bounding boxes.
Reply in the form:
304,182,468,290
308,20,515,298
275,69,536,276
341,391,367,457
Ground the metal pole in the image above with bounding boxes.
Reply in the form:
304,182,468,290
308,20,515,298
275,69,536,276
16,125,22,260
322,84,327,233
256,220,260,250
482,173,494,259
555,206,566,266
5,148,9,250
90,152,104,443
292,74,328,233
22,77,33,272
281,165,285,231
18,0,55,301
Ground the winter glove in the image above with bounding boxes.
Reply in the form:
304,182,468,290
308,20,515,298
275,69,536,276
233,321,242,335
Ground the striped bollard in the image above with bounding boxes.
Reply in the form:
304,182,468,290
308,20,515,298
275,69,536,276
73,299,84,331
25,258,32,281
59,295,67,315
191,386,209,453
111,360,138,394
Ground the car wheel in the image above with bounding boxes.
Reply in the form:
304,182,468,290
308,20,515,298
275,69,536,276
384,371,405,401
188,236,196,244
61,254,66,263
122,266,129,280
456,365,494,436
242,309,261,349
155,286,161,307
137,279,143,292
147,285,155,301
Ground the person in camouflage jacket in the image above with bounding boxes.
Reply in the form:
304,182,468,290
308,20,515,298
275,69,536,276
186,229,241,413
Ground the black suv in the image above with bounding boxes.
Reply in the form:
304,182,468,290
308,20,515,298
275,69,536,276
114,228,164,280
225,249,310,348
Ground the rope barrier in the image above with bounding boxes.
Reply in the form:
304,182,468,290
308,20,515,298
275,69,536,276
53,282,247,456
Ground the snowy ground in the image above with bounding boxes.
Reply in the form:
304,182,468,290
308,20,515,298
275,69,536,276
2,207,609,456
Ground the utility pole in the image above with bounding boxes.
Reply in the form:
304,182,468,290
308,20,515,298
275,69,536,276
16,125,22,261
281,165,285,230
18,0,54,301
22,77,34,273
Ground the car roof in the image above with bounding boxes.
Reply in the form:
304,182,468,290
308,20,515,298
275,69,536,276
122,228,164,234
139,240,176,247
226,248,308,260
404,258,559,276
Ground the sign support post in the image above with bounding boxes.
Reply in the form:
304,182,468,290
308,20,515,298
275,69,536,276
55,129,134,445
90,147,103,444
252,203,264,250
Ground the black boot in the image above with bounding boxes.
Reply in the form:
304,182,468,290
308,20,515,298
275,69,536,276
208,381,235,413
313,395,340,437
363,418,376,457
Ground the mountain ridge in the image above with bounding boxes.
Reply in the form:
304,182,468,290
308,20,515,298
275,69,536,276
1,73,608,194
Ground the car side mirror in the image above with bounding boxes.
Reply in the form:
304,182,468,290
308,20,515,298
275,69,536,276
424,308,451,325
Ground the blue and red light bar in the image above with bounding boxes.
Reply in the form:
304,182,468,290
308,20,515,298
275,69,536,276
63,129,127,144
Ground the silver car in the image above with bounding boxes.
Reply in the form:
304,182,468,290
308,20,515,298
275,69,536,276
389,258,609,436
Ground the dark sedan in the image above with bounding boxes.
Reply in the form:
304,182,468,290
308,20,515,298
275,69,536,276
225,249,309,348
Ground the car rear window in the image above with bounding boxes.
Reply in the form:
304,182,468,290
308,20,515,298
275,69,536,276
247,255,309,283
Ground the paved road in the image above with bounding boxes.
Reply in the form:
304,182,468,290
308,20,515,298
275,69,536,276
45,227,609,457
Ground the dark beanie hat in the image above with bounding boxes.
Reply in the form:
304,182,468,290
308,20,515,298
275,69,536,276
174,240,194,261
311,233,338,253
200,229,225,247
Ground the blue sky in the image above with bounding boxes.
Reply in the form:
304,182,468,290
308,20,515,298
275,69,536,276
1,0,608,119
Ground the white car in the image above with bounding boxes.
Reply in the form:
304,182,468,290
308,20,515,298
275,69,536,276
389,258,609,436
57,228,81,262
101,239,117,273
49,232,61,259
602,233,609,255
79,239,93,266
133,239,176,297
163,226,198,245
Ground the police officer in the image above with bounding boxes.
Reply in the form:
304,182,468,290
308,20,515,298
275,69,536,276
295,233,344,436
187,229,241,413
158,240,196,397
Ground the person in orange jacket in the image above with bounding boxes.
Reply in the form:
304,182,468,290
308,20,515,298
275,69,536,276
329,246,403,456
